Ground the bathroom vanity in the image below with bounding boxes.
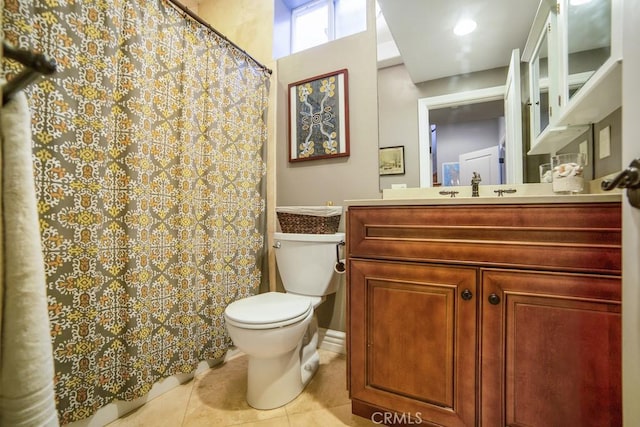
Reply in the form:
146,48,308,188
346,195,621,426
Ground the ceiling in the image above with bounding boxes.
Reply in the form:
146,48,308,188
429,99,505,125
376,0,541,84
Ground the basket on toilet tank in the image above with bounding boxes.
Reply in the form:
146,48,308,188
276,206,342,234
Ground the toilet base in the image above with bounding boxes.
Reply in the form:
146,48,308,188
246,345,304,409
246,315,321,410
300,314,320,386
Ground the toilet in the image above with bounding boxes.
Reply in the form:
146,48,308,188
223,231,345,409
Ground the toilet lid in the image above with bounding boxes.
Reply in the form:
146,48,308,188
224,292,312,328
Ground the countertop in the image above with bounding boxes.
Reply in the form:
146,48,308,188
345,183,622,207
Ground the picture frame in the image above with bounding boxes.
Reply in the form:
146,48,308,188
288,69,350,162
379,146,405,176
442,162,460,186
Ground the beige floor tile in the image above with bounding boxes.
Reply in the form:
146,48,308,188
107,381,194,427
284,350,351,416
107,348,356,427
182,354,287,426
182,403,286,427
233,416,291,427
196,353,248,383
288,404,378,427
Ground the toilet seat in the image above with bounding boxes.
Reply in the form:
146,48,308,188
225,292,312,330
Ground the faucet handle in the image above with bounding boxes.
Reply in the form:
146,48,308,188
494,189,517,197
439,190,459,198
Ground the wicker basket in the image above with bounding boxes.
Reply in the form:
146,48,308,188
276,206,342,234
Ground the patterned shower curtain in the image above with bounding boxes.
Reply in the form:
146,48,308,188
2,0,269,423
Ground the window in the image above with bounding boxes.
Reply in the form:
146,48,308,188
291,0,334,53
334,0,366,39
287,0,366,55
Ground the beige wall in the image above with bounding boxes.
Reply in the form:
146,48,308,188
198,0,274,68
180,0,200,13
198,0,380,332
276,2,380,207
377,65,424,188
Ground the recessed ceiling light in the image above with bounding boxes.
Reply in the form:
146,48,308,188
570,0,592,5
454,19,477,36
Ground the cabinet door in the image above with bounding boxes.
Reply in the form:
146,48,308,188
349,259,477,426
481,269,621,427
529,11,558,140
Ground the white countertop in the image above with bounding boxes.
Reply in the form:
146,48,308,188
346,183,622,207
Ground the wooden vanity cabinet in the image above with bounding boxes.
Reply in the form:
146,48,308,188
347,203,621,426
349,260,477,426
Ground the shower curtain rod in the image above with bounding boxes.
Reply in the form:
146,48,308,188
166,0,273,75
2,40,57,106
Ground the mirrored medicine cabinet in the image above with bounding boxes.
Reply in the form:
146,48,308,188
524,0,621,155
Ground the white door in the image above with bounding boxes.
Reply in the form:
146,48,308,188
459,145,501,185
622,0,640,424
505,49,523,184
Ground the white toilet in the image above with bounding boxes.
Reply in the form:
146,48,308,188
224,231,345,409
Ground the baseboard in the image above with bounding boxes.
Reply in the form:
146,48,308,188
318,328,346,354
65,352,231,427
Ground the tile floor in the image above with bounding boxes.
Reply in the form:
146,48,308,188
107,349,377,426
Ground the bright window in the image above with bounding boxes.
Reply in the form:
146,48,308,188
335,0,366,39
291,0,334,53
289,0,366,54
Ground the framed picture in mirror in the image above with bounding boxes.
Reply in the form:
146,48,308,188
442,162,460,186
288,69,350,162
379,146,405,175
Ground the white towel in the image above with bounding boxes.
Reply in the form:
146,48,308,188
0,92,59,426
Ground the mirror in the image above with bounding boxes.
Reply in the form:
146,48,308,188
376,0,613,188
530,17,550,139
566,0,612,100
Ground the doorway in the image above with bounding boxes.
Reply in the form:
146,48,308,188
429,100,506,186
418,86,508,187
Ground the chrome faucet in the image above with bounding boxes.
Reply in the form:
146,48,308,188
471,172,481,197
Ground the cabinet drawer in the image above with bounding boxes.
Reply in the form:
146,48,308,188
347,203,621,274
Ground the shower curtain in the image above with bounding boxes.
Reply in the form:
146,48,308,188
2,0,270,423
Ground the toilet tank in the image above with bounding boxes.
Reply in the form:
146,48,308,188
274,232,345,297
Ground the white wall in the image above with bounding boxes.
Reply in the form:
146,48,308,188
435,118,502,183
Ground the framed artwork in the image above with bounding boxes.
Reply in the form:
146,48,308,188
379,146,405,175
442,162,460,186
288,69,350,162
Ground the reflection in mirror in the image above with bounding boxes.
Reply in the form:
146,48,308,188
531,18,550,138
376,0,539,190
567,0,611,100
375,0,616,190
430,101,505,187
417,84,513,187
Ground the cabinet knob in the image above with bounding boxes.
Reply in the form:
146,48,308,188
461,289,473,300
488,293,501,305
